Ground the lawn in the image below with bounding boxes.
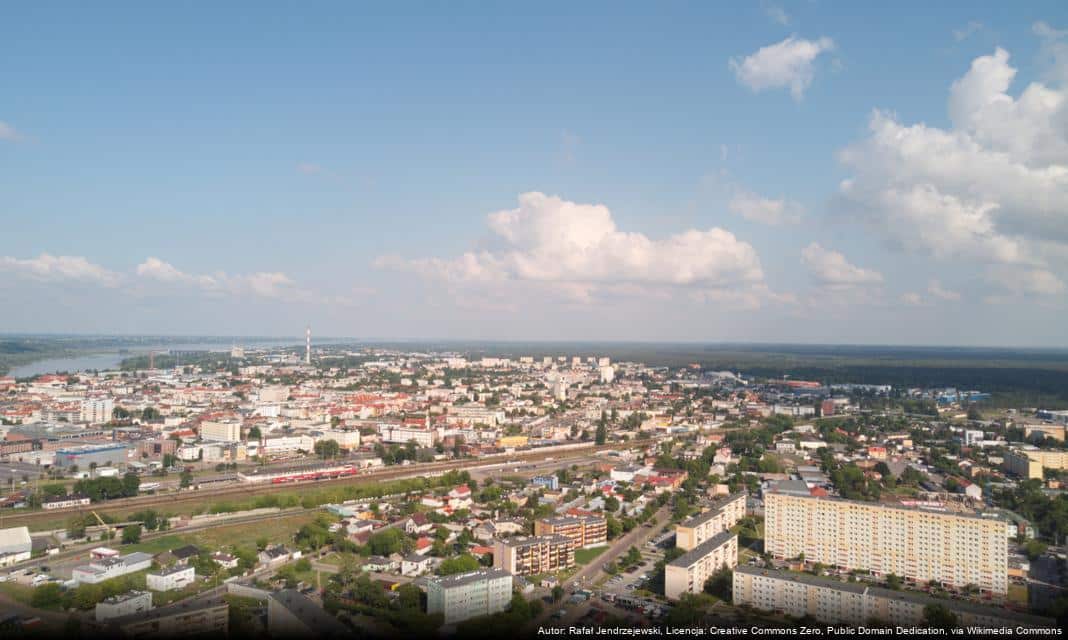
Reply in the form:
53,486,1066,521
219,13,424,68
1007,583,1028,605
575,545,609,565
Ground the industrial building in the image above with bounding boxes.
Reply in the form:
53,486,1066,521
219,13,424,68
0,526,32,567
53,443,131,469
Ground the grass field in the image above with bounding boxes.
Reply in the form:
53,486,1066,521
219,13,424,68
121,511,318,557
575,545,608,565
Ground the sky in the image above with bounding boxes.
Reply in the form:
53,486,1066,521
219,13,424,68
2,2,1068,346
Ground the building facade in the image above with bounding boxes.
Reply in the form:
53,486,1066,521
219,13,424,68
665,531,738,600
675,492,746,551
95,591,152,621
147,564,195,591
534,515,607,549
764,489,1008,594
733,566,1052,628
1004,447,1068,480
494,535,575,576
426,567,512,624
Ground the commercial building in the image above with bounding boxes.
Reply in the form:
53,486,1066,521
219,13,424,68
54,444,130,469
733,566,1053,628
72,552,153,584
426,567,513,624
0,526,32,567
146,564,195,591
764,488,1008,594
198,420,242,443
534,515,607,549
494,535,575,576
268,589,349,638
675,492,746,551
665,531,738,600
316,429,361,450
260,435,315,457
1004,447,1068,480
95,591,152,621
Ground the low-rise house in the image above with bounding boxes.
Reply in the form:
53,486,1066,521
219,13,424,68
147,564,195,592
401,553,433,577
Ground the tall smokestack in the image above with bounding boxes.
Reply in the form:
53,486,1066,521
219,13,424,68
305,326,311,365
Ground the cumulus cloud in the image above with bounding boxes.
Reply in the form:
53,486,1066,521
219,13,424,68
136,257,294,299
801,242,883,288
900,292,924,306
835,43,1068,299
0,254,122,287
729,36,835,100
728,189,804,225
377,191,774,305
985,265,1066,300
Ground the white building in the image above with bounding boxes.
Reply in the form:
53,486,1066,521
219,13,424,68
317,429,361,450
95,591,152,621
260,435,315,457
147,564,195,591
377,424,437,447
81,397,115,425
665,531,738,600
0,526,32,567
73,552,153,584
599,366,615,384
199,420,242,443
426,568,512,625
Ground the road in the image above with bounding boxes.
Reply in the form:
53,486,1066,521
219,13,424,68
525,505,671,632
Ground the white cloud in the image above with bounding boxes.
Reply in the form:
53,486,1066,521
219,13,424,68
0,254,122,287
0,121,19,141
136,257,294,299
377,192,773,305
761,2,790,26
801,242,883,288
985,265,1066,299
296,162,324,175
729,36,835,100
900,292,924,306
927,279,962,301
728,189,803,225
953,21,983,42
835,43,1068,299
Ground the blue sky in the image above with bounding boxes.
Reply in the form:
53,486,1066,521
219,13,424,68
2,2,1068,345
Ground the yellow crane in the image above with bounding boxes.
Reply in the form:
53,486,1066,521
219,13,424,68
91,510,112,540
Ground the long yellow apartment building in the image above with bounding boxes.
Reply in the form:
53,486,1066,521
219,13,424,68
764,488,1008,594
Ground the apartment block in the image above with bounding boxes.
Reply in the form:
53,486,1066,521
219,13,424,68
1004,447,1068,480
534,515,607,549
112,602,229,638
426,567,512,624
95,591,152,621
493,535,575,576
675,492,746,551
733,566,1052,628
199,420,242,443
764,488,1008,594
665,531,738,600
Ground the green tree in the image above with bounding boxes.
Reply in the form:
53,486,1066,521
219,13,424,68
31,583,63,609
437,554,481,575
314,439,341,459
923,604,960,630
179,469,194,489
703,567,732,600
122,524,142,544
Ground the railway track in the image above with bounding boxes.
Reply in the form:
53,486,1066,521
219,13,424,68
1,439,653,528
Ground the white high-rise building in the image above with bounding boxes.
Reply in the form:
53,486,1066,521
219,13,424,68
81,397,115,425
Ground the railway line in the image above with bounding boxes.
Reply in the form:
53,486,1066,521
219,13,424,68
1,439,653,528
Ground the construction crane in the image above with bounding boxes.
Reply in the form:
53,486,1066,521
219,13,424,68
91,510,112,540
